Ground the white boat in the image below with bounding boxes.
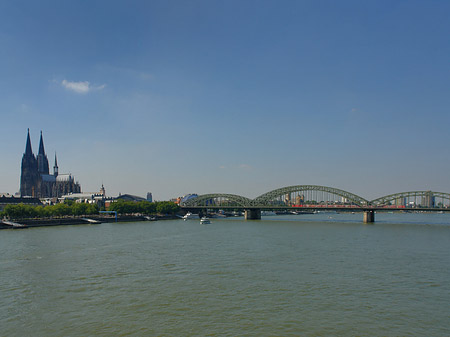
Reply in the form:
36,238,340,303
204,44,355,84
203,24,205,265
1,219,26,227
200,217,211,224
182,212,200,220
82,218,101,224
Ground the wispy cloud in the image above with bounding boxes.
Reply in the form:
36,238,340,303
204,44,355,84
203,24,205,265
61,80,106,94
238,164,252,170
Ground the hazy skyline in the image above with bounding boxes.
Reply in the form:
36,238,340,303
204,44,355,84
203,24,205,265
1,0,449,201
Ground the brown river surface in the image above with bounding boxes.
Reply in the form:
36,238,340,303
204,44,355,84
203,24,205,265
1,212,449,336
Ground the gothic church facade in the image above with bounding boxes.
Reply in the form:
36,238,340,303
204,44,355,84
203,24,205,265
20,129,81,198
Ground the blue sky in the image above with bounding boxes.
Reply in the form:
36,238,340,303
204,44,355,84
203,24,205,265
1,0,449,201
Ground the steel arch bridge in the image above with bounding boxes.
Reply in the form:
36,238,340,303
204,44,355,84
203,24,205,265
180,185,370,208
180,186,450,209
180,185,450,222
253,185,369,206
369,191,450,207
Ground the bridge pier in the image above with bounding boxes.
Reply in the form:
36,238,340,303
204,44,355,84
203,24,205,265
244,209,261,220
363,210,375,223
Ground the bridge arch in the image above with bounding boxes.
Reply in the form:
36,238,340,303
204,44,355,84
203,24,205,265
370,191,450,207
253,185,369,207
181,193,253,208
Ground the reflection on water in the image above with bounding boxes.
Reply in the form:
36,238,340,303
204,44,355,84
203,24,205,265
1,213,449,336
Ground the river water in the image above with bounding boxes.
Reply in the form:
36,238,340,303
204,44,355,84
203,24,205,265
1,213,449,336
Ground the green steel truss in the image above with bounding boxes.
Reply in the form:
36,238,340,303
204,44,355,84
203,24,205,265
369,191,450,206
181,194,253,207
181,187,450,208
182,185,369,208
253,185,369,206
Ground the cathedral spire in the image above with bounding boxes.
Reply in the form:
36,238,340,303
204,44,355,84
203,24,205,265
53,152,59,177
38,130,46,156
25,128,33,156
37,130,50,174
21,128,38,197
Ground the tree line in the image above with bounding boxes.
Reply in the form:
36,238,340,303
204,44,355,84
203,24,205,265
108,200,179,215
1,200,179,219
1,202,99,219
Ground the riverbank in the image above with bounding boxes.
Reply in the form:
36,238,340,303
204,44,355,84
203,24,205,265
0,214,180,229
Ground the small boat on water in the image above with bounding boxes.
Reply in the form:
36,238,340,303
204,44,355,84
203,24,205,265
82,218,101,224
209,212,227,218
200,217,211,224
182,212,200,220
1,219,26,228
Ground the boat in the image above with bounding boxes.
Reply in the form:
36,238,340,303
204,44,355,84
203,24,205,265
182,212,200,220
1,219,26,228
296,210,316,215
200,217,211,224
209,212,227,218
82,218,101,224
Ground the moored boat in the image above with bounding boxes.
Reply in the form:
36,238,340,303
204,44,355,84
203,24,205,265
200,217,211,224
182,212,200,220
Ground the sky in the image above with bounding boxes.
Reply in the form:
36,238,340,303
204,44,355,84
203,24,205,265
0,0,449,201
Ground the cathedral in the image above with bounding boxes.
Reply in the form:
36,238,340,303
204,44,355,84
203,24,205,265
20,129,81,198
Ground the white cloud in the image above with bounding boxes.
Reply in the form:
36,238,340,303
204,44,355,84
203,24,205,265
61,80,106,94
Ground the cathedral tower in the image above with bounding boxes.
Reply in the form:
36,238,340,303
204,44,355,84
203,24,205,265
37,131,50,174
20,129,40,197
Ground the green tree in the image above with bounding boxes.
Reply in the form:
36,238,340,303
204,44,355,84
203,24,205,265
53,203,71,217
86,203,99,215
72,203,88,216
35,206,48,218
3,204,18,218
108,200,137,214
64,199,75,206
138,201,156,214
156,201,179,215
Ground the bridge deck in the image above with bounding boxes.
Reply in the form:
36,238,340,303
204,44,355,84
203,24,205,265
181,205,450,212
